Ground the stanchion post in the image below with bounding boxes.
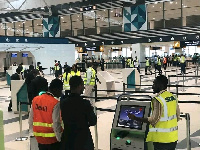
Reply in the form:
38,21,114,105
168,76,170,91
186,113,191,150
165,71,166,77
182,73,185,91
140,75,142,91
195,68,197,84
123,83,125,94
176,84,178,98
15,102,28,141
94,85,98,150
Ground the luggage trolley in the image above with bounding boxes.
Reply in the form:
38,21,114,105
110,94,152,150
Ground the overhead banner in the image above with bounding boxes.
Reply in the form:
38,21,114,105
180,41,200,47
123,4,147,32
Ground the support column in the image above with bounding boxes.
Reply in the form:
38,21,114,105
131,43,146,63
43,16,60,37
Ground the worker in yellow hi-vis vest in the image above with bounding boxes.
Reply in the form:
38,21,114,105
128,75,181,150
180,54,186,74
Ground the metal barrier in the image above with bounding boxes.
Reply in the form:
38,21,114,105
15,101,30,141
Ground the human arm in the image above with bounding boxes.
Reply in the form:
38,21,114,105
128,98,162,127
85,101,97,126
52,103,62,142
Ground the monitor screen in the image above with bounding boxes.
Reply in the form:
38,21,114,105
11,53,17,58
117,105,145,130
22,53,28,57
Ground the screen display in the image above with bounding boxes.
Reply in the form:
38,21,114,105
11,53,17,57
117,105,145,130
22,53,28,57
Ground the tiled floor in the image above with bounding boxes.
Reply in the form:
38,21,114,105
1,65,200,150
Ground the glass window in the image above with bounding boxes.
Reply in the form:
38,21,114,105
110,8,123,33
147,2,164,29
6,22,14,36
34,19,43,37
183,0,200,26
96,10,109,34
15,22,23,36
0,23,5,36
60,15,72,37
24,20,33,37
164,0,181,28
72,14,83,36
83,11,96,35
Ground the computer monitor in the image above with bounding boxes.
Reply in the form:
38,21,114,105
11,53,17,58
117,105,145,130
22,53,28,57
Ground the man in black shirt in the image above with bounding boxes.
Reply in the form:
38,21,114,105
61,76,97,150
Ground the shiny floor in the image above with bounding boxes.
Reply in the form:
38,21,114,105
1,65,200,150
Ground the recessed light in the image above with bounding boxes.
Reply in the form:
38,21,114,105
170,2,173,4
61,17,64,19
152,5,154,7
153,18,155,20
155,2,158,4
69,8,72,11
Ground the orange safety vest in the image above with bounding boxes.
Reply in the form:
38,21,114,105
32,94,60,144
163,57,167,64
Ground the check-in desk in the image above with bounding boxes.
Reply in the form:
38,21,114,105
122,68,140,89
97,71,115,96
11,80,29,113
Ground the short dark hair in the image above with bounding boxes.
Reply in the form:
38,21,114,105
155,75,168,89
69,76,83,89
49,79,63,90
16,68,21,74
29,65,34,70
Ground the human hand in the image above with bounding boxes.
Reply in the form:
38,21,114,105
128,113,136,120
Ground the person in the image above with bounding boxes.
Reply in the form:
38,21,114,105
61,76,97,150
36,62,41,70
58,61,62,77
63,62,70,72
29,70,48,104
163,56,167,70
25,65,35,103
157,56,162,75
54,60,60,78
180,54,186,74
134,56,140,73
12,62,17,66
130,58,134,68
100,58,105,71
8,67,22,111
70,64,80,76
62,67,71,97
145,57,152,75
128,75,181,150
29,79,63,150
84,63,101,106
122,57,125,68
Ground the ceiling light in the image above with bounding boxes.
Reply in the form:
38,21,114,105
170,2,173,4
16,16,18,18
160,7,161,8
41,7,45,10
61,17,64,19
78,15,79,17
153,18,155,20
91,10,94,12
155,2,158,4
104,10,106,11
69,7,72,11
19,25,20,26
152,5,154,7
41,24,43,25
111,10,113,12
176,2,177,4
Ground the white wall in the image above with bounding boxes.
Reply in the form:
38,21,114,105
0,43,75,74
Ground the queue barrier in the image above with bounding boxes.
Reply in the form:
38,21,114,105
0,109,4,150
15,101,30,141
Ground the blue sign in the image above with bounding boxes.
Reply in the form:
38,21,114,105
22,53,28,57
0,36,68,44
11,53,17,57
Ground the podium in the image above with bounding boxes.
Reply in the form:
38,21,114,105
0,109,4,150
97,71,115,96
11,80,29,113
122,68,140,89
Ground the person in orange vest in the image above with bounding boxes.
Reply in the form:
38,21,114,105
29,79,63,150
163,56,167,70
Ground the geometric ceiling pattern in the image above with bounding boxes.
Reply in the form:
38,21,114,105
66,26,200,46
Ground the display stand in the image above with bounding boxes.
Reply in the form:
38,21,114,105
0,109,4,150
11,80,29,113
122,68,140,89
97,71,115,96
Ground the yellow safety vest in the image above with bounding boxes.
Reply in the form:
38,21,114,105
70,71,80,76
84,67,96,86
36,66,39,70
180,56,185,63
146,59,150,67
157,58,161,66
130,60,134,68
21,65,25,72
54,65,60,71
174,57,177,61
63,72,70,90
146,91,178,143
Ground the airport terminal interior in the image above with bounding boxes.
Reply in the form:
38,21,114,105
1,0,200,150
